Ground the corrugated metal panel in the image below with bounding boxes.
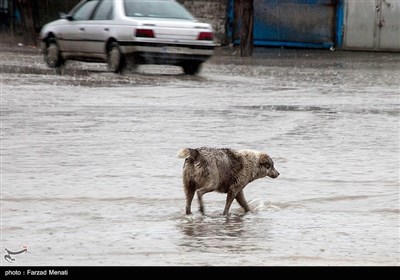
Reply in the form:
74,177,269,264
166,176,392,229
379,0,400,50
343,0,377,49
252,0,337,48
343,0,400,51
228,0,338,49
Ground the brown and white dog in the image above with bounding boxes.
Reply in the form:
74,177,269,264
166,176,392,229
177,147,279,215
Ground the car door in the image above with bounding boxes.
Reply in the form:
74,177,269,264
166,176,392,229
59,0,100,54
83,0,114,56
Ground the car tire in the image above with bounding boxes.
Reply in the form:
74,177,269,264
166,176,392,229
45,40,64,68
108,42,126,73
182,62,202,75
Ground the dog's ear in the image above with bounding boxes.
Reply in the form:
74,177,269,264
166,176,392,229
259,154,270,164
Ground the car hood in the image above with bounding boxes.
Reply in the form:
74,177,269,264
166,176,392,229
40,19,69,35
42,19,70,28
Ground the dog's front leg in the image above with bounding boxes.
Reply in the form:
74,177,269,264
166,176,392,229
235,190,250,213
222,190,236,215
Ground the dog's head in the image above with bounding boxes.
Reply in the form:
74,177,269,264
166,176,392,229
257,153,280,179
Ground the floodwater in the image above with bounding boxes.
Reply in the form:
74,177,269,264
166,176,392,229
1,47,399,266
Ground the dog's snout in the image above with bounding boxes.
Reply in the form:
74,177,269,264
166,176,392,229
269,169,279,179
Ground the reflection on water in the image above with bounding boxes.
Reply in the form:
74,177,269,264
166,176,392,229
178,215,246,239
176,214,275,258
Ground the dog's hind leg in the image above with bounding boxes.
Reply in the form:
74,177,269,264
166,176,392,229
196,188,213,215
197,187,213,215
196,177,218,214
184,181,196,215
235,190,251,213
197,190,205,214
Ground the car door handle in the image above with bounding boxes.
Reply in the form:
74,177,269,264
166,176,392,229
104,28,109,31
79,27,85,31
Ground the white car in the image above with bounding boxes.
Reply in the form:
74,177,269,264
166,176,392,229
39,0,216,75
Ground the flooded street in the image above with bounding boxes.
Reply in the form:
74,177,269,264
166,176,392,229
1,46,399,266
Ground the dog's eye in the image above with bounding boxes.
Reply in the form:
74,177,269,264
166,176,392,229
263,162,271,168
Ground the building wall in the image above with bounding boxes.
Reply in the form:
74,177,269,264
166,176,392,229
178,0,228,45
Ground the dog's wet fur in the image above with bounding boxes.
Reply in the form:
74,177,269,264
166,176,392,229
177,147,279,215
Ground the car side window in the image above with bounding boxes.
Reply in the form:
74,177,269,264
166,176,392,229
73,0,99,21
93,0,113,20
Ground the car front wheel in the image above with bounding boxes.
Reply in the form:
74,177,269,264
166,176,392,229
45,40,64,68
182,62,202,75
108,42,126,73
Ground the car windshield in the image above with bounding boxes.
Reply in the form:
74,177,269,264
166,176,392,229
124,0,194,20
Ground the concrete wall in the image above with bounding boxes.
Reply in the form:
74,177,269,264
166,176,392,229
178,0,228,45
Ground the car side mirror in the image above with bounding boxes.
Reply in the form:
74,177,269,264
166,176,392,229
59,12,73,21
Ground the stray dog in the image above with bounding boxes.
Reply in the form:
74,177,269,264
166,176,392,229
177,147,279,215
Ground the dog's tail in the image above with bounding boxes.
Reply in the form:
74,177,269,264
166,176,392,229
177,148,191,159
